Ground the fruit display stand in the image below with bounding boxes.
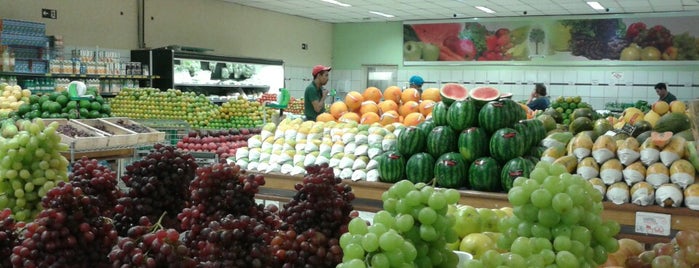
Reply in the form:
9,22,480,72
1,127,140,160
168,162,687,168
254,172,699,244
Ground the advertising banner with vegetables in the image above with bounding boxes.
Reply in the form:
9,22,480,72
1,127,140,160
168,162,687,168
403,14,699,63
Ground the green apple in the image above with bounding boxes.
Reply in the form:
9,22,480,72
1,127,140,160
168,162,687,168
459,233,496,259
477,207,499,232
453,205,481,238
403,41,423,61
421,43,440,61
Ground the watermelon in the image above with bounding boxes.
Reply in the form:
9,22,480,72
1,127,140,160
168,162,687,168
514,119,547,149
416,119,436,135
500,157,535,191
427,126,458,158
432,101,449,126
377,151,406,183
478,101,512,134
440,83,469,105
469,86,500,107
489,128,525,163
502,99,527,123
396,127,426,157
434,152,468,188
458,127,489,162
406,152,436,183
468,157,501,192
446,100,477,132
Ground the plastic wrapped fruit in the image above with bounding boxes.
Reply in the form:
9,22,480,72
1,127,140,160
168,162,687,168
606,182,630,205
630,181,655,206
684,184,699,210
655,183,684,208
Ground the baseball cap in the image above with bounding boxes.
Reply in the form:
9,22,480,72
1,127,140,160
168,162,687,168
409,75,424,86
312,65,332,76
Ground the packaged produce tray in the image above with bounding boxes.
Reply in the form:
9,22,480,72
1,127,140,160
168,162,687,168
40,118,110,151
101,117,166,145
72,119,138,148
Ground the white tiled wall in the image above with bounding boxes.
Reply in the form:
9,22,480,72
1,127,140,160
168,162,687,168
284,65,699,110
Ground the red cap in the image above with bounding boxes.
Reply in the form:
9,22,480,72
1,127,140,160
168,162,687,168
312,65,332,76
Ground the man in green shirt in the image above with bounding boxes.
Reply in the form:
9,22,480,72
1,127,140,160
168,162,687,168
654,82,677,103
304,65,331,121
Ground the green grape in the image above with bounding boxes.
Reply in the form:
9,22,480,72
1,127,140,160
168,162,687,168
23,182,34,192
537,208,561,228
592,225,610,243
343,243,365,260
419,224,438,241
570,225,592,246
553,236,572,252
444,228,459,244
590,202,603,214
414,256,431,267
385,250,405,266
45,169,57,180
532,237,553,252
14,189,24,198
589,187,603,202
384,198,397,213
529,168,548,184
567,186,586,206
530,224,552,240
561,206,582,225
38,160,49,170
551,225,573,238
548,163,567,176
535,161,552,170
420,186,435,204
5,169,17,180
503,252,527,267
540,249,556,265
400,241,417,262
433,215,449,232
507,186,529,206
340,232,354,248
0,195,8,208
512,176,529,187
427,192,447,210
414,182,427,189
517,221,533,237
527,253,546,267
381,191,391,202
394,214,415,233
361,233,379,252
551,192,573,214
417,207,437,225
444,188,460,204
603,220,620,237
343,259,366,268
555,251,579,268
530,188,553,208
378,230,403,251
462,259,485,268
520,203,540,223
592,245,608,265
428,249,444,266
569,240,586,259
18,169,30,179
522,178,541,194
374,210,395,229
510,237,532,257
15,197,26,208
404,227,421,243
497,233,514,250
395,199,412,214
371,253,390,268
392,180,414,198
601,237,618,253
482,250,504,267
443,250,459,268
405,190,422,207
349,217,369,235
543,175,565,194
581,212,601,229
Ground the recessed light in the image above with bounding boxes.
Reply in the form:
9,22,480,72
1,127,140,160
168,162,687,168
321,0,351,7
586,1,605,10
369,11,395,18
475,6,496,14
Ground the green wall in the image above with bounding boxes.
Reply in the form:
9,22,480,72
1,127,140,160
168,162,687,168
332,22,402,69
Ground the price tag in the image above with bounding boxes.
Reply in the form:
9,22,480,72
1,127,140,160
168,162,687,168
635,212,671,236
619,123,636,136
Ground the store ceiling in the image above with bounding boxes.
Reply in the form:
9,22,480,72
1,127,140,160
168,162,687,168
222,0,699,23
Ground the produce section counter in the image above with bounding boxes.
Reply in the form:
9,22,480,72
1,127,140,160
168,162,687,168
256,172,699,244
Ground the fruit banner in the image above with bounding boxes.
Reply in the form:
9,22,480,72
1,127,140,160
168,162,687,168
403,14,699,63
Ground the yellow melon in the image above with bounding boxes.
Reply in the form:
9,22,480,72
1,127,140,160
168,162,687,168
362,87,383,104
339,112,360,123
316,113,336,122
383,86,402,103
359,100,379,115
399,101,419,117
360,112,380,125
379,110,400,125
652,101,669,115
401,87,421,104
403,112,425,127
344,91,364,112
669,100,686,114
418,100,436,116
377,100,399,115
329,101,348,119
421,87,441,102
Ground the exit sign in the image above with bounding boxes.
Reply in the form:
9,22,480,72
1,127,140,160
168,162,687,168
42,9,57,19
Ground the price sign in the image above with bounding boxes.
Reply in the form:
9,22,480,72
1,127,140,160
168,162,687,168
635,212,671,236
619,123,636,136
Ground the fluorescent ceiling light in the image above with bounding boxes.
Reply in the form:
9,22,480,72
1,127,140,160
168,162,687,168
369,11,395,18
475,6,496,14
321,0,351,7
586,1,605,10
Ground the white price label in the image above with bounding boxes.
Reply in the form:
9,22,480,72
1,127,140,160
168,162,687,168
635,212,671,236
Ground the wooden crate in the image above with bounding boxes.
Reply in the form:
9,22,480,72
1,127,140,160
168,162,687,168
73,119,139,148
101,117,166,145
39,118,110,151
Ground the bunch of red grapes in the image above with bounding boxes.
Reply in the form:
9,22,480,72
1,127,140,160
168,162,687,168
194,214,276,267
0,208,19,268
11,182,118,267
270,227,343,267
108,216,196,268
68,157,123,218
114,144,198,235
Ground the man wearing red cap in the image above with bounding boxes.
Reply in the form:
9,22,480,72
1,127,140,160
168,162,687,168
304,65,331,121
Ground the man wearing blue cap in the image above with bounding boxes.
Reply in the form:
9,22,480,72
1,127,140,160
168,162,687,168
409,75,424,94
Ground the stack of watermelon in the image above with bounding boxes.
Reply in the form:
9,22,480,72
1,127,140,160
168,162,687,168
377,84,547,193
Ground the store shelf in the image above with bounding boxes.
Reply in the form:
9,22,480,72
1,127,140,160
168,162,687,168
0,71,159,80
174,83,269,90
255,172,699,243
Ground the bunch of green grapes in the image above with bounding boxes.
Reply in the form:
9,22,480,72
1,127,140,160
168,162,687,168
0,119,70,221
338,180,461,268
464,161,619,268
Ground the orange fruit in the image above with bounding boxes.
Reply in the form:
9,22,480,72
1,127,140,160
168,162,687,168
379,110,400,126
384,86,402,103
401,88,421,103
403,112,425,127
344,91,364,112
359,100,379,115
360,112,380,125
329,101,348,119
421,88,441,102
418,100,436,116
377,100,399,115
399,101,419,117
316,113,336,122
362,87,383,104
339,112,360,123
652,101,669,115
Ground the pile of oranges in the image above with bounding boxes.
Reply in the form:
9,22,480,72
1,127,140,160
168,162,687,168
316,86,442,127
